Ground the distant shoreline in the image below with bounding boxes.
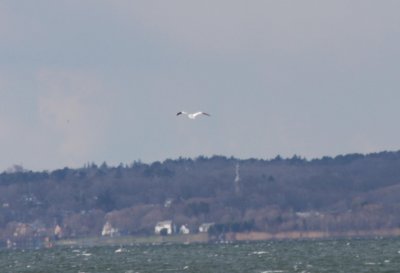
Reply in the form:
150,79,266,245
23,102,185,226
54,228,400,247
227,228,400,241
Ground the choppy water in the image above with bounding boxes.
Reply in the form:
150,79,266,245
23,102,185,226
1,237,400,273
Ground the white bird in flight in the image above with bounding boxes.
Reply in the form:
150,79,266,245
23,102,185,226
176,111,210,119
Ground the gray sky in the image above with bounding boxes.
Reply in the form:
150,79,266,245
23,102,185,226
1,1,400,171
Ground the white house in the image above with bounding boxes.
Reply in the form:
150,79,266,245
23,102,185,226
179,224,190,234
155,220,174,235
199,222,214,233
101,221,119,237
54,224,63,239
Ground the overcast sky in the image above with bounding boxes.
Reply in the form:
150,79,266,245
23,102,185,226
1,1,400,171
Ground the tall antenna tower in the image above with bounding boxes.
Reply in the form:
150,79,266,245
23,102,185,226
234,163,241,195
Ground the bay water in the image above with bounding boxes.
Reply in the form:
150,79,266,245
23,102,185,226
1,237,400,273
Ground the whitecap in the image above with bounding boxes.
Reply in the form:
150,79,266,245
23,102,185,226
115,248,126,253
250,251,268,255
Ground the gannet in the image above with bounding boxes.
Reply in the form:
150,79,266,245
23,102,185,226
176,111,210,119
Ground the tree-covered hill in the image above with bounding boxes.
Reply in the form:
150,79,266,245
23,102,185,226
1,151,400,243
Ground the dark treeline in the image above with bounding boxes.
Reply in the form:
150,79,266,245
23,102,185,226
1,151,400,243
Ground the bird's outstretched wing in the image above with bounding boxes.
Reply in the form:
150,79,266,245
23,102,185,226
192,112,210,118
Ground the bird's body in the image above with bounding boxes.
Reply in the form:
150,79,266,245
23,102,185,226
176,111,210,119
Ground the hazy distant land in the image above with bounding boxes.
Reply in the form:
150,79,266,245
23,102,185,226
2,151,400,248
